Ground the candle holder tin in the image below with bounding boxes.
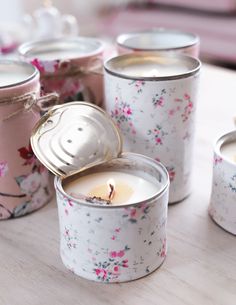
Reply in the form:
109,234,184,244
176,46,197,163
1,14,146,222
117,29,200,57
104,54,201,203
31,102,169,282
209,131,236,235
0,61,52,219
18,37,104,107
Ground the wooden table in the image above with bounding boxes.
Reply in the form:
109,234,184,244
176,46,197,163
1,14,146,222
0,64,235,305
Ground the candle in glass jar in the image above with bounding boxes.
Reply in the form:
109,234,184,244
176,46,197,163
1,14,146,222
220,141,236,163
63,171,160,205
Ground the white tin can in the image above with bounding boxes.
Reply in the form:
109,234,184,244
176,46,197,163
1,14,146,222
117,29,200,57
209,131,236,235
31,102,169,282
104,54,201,203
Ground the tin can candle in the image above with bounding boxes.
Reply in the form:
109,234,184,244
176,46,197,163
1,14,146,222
31,102,169,282
18,37,104,106
104,54,201,203
0,60,52,220
117,28,200,57
209,131,236,235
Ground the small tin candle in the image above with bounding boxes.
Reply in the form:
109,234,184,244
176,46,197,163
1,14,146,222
104,53,201,203
0,60,52,219
117,28,200,57
209,131,236,235
31,102,169,282
18,37,104,106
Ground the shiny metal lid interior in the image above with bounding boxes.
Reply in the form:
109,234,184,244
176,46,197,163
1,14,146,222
0,60,38,89
18,37,103,60
117,29,199,51
31,102,122,178
104,53,201,81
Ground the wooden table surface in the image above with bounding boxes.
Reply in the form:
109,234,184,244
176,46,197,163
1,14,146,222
0,64,236,305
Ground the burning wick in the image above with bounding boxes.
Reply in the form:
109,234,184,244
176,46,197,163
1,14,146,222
107,179,115,201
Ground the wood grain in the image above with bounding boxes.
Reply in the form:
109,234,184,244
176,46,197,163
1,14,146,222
0,64,235,305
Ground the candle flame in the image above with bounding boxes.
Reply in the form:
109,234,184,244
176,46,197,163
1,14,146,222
107,179,115,201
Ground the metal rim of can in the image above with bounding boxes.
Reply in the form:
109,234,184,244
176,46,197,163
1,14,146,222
214,130,236,167
18,37,104,61
0,60,38,89
116,28,199,52
55,152,170,209
104,53,201,81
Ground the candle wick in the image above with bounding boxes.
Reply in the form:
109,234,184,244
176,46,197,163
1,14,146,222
108,183,115,201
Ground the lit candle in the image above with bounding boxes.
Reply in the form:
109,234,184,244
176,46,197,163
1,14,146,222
220,141,236,163
63,171,160,205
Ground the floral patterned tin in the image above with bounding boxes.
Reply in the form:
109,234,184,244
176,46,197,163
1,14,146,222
209,131,236,235
117,29,200,57
0,60,52,219
18,37,104,106
30,102,169,282
104,54,201,203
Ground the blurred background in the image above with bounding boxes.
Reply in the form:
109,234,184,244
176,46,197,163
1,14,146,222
1,0,236,68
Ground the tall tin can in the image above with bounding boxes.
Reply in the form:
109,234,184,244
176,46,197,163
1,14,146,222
30,102,169,282
117,28,200,57
0,60,52,219
104,54,201,203
18,37,104,106
209,131,236,235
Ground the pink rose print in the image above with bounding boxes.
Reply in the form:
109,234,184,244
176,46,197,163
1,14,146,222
166,166,176,182
147,125,168,145
128,80,145,93
214,157,223,166
168,93,194,122
18,143,37,166
0,161,8,177
152,89,166,107
160,238,167,258
111,97,136,135
122,202,150,223
94,245,130,282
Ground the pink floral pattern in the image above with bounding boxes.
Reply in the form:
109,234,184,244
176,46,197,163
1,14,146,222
128,80,145,93
111,97,136,135
152,89,166,107
94,246,130,282
147,124,168,145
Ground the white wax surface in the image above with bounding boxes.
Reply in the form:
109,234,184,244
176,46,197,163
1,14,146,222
30,49,88,61
63,171,160,205
117,63,188,77
221,141,236,163
121,32,196,50
0,63,35,87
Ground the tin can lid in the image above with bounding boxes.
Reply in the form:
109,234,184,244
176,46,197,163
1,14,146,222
31,102,122,178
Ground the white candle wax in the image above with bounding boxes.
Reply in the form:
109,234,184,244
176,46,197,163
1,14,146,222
221,141,236,163
30,49,89,61
63,171,160,205
117,63,188,78
0,62,36,87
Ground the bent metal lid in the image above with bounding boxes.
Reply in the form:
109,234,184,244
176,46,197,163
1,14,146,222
31,102,122,178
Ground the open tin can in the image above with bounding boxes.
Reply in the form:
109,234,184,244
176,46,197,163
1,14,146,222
0,60,52,219
117,28,200,57
18,37,104,106
209,131,236,235
31,102,169,282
